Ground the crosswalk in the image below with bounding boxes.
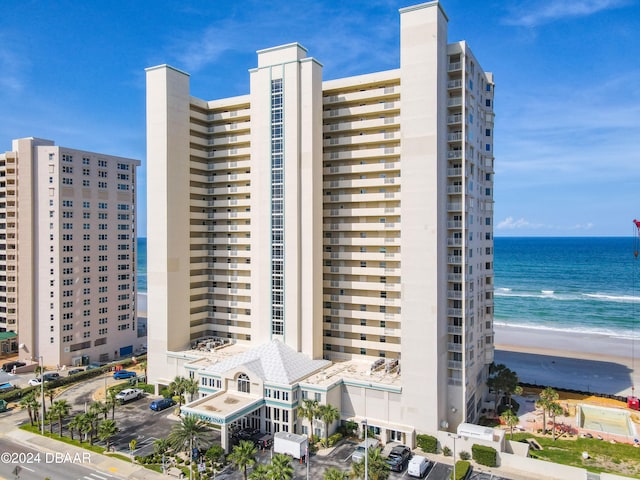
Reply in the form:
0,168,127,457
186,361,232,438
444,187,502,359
78,471,119,480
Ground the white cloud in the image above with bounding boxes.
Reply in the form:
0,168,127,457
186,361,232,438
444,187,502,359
0,37,27,92
497,217,595,231
503,0,630,27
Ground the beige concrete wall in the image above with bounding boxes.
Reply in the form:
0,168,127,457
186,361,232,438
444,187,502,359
146,65,193,386
398,1,449,434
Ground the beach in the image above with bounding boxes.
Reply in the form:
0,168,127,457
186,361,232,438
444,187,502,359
495,324,640,397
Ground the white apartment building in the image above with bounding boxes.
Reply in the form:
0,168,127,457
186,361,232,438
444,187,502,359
0,137,142,367
146,1,494,449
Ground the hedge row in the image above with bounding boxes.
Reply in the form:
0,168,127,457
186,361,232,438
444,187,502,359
471,444,497,467
416,433,438,453
450,460,470,480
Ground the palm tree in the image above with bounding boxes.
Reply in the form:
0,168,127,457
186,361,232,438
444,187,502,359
90,400,109,421
268,453,294,480
19,392,39,427
168,415,215,470
536,386,559,434
249,464,270,480
367,448,390,480
297,399,318,437
350,448,389,480
83,411,98,445
499,409,519,439
324,467,348,480
45,383,56,407
68,415,82,442
154,438,171,456
316,403,340,447
168,376,188,407
228,440,257,480
76,413,92,443
549,401,563,441
50,399,71,436
106,389,119,420
185,377,200,403
98,419,119,451
45,409,55,435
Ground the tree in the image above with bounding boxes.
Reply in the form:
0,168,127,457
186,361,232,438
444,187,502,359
168,414,215,472
268,453,294,480
536,386,559,435
206,444,225,466
184,377,200,403
83,412,98,445
297,399,318,437
90,400,109,421
34,364,44,378
487,363,518,412
50,399,71,437
351,448,389,480
367,448,390,480
67,415,82,442
169,376,188,407
228,440,257,480
45,383,57,407
19,392,40,427
249,464,270,480
98,419,119,451
76,413,93,444
499,409,519,439
549,401,564,441
324,467,348,480
316,403,340,447
154,438,171,456
105,389,118,420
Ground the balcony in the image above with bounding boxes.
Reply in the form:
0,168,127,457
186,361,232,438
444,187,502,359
447,150,463,160
447,132,463,142
447,115,462,125
448,62,462,72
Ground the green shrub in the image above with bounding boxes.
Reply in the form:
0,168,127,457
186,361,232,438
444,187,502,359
450,460,470,480
471,444,497,467
459,451,470,461
416,434,438,453
328,432,343,447
442,446,452,456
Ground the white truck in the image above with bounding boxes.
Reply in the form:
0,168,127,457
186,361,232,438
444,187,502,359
273,432,308,459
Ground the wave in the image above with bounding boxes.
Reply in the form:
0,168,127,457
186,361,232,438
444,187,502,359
495,289,640,303
494,321,639,340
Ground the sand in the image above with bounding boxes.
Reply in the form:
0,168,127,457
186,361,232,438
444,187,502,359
495,324,640,397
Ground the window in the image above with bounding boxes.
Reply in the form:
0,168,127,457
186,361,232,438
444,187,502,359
314,393,321,402
237,373,250,393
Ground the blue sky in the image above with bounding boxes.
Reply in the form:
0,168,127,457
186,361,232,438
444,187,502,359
1,0,638,237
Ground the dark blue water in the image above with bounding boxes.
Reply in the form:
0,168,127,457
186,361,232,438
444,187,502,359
137,237,146,292
136,236,640,338
494,237,640,338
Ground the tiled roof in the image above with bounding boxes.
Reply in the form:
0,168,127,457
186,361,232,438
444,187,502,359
203,339,330,385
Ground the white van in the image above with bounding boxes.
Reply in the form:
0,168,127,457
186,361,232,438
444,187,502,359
407,455,431,478
351,438,379,463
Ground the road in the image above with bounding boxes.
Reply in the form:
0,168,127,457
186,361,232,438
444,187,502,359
0,437,125,480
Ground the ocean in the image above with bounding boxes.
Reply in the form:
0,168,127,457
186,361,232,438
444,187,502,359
137,237,146,293
494,237,640,339
135,236,640,338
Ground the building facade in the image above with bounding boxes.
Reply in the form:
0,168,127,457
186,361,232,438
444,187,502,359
0,137,142,367
146,1,494,444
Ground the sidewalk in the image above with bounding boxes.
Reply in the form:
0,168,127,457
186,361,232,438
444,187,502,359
7,427,168,480
422,450,542,480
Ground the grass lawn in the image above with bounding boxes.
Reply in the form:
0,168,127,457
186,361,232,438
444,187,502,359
511,432,640,478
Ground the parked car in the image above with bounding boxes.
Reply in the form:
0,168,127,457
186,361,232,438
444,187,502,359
408,455,431,478
42,373,60,382
28,378,42,387
113,370,136,379
67,368,84,376
86,362,105,370
115,388,144,403
149,397,176,411
2,361,26,372
0,382,17,392
352,438,380,463
386,445,412,472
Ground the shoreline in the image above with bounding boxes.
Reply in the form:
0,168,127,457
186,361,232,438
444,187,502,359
495,324,639,397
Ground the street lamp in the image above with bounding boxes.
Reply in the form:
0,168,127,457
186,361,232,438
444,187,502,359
363,419,368,480
448,434,460,480
39,356,44,435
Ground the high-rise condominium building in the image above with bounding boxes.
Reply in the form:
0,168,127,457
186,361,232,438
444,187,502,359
146,1,494,446
0,137,141,367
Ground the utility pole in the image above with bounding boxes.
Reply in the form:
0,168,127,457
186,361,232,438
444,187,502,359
363,419,368,480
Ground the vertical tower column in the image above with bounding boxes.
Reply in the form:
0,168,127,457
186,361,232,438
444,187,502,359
249,44,323,357
398,2,449,433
